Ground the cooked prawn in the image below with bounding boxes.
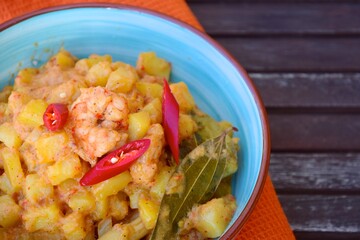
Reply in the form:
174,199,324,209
68,87,129,165
130,123,165,185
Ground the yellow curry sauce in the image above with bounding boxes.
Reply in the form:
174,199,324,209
0,50,237,240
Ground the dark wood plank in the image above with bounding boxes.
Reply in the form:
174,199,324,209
278,195,360,232
188,1,360,238
250,73,360,108
189,0,360,3
270,153,360,192
190,3,360,36
269,113,360,151
216,37,360,72
294,231,360,240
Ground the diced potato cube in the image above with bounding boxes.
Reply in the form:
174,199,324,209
138,196,160,229
24,174,54,204
75,59,91,75
48,80,86,104
92,171,132,200
20,132,42,172
193,195,236,238
0,122,22,149
137,52,171,79
0,195,21,228
22,125,43,144
52,50,76,69
0,147,24,191
135,82,163,100
0,173,15,195
69,190,96,213
19,126,45,172
46,153,82,185
7,91,32,117
61,212,87,240
17,99,48,128
170,82,195,112
106,65,138,93
86,61,112,87
14,68,39,87
126,90,145,114
88,54,112,66
20,145,37,173
92,197,109,221
111,61,128,70
108,193,129,221
35,131,69,164
142,98,162,124
76,55,112,76
179,114,198,140
150,166,173,201
23,203,61,232
128,111,151,141
57,178,81,200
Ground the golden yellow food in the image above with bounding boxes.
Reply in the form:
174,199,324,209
0,49,237,239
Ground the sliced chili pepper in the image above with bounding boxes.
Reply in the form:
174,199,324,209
43,103,69,131
162,79,180,164
80,139,151,186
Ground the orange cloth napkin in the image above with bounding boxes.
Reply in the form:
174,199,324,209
0,0,295,239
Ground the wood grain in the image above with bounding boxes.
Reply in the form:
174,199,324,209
216,37,360,72
269,113,360,151
251,73,360,108
294,231,360,240
270,153,360,192
279,195,360,232
188,0,360,3
190,3,360,36
187,1,360,238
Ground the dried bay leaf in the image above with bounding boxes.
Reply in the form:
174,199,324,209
150,131,232,240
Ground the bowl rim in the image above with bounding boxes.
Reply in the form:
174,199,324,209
0,3,271,239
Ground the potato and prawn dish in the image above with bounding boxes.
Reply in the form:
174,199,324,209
0,50,239,239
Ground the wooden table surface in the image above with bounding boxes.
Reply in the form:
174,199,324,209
188,0,360,239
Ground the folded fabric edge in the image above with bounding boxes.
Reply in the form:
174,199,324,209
0,0,204,32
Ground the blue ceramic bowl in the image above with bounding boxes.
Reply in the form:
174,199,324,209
0,4,270,239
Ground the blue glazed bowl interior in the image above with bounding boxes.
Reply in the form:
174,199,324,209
0,6,265,237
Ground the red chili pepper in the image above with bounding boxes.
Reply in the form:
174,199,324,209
43,103,69,131
162,79,180,164
80,139,151,186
